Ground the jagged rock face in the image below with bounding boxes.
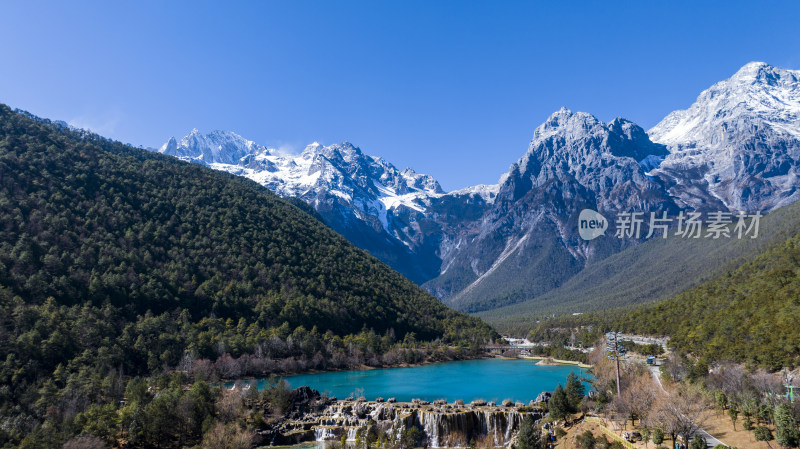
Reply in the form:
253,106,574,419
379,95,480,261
157,134,481,284
159,111,678,313
426,109,678,311
499,109,672,212
154,63,800,314
649,62,800,212
160,129,267,165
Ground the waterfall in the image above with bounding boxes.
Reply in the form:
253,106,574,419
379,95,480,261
422,411,440,447
314,427,338,441
307,400,543,447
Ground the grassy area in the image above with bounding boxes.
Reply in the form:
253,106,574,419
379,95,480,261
554,418,637,449
701,409,773,449
568,410,777,449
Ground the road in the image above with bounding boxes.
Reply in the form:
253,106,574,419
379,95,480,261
649,366,728,448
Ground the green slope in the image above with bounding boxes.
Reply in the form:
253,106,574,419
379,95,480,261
614,227,800,370
0,104,495,373
0,105,500,448
478,199,800,334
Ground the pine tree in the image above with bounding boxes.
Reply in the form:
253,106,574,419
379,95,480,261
728,407,739,431
565,371,585,412
754,426,774,448
688,435,706,449
577,430,595,449
652,429,664,446
517,415,541,449
715,391,727,413
641,428,651,448
775,403,800,448
548,384,570,421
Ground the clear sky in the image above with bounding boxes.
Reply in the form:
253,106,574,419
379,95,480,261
1,1,799,191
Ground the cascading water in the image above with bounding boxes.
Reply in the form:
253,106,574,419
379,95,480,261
304,400,544,448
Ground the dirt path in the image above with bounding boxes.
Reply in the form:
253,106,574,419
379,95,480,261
649,366,728,448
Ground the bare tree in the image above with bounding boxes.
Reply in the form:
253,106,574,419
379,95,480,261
201,422,253,449
178,349,196,373
610,371,662,429
706,362,747,399
215,353,243,379
663,352,687,383
62,435,106,449
751,371,784,408
649,382,708,445
216,390,244,424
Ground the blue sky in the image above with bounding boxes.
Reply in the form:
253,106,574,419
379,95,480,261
1,1,799,190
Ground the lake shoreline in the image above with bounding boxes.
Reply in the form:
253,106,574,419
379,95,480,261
523,355,592,369
221,351,497,383
233,358,592,405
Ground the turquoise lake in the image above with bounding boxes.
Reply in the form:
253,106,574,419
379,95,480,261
251,358,590,403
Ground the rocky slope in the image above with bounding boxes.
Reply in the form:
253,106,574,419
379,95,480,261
424,109,678,311
158,131,497,284
649,62,800,212
156,62,800,315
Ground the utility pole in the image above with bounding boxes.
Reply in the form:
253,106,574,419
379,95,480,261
606,331,622,396
614,332,621,397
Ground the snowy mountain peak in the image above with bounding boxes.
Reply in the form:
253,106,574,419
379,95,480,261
495,108,670,209
159,136,178,154
300,141,364,161
326,141,363,159
648,62,800,212
524,109,666,166
157,129,450,211
649,62,800,147
535,108,594,137
732,61,770,77
730,61,798,87
159,128,271,165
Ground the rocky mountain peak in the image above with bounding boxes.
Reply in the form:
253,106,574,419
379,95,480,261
159,128,269,165
650,62,800,147
513,109,667,185
648,62,800,212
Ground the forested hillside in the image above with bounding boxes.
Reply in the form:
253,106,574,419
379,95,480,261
615,227,800,370
479,198,800,333
523,223,800,371
0,105,497,447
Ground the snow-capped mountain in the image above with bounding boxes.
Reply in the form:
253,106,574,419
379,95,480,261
159,129,444,202
424,108,678,311
649,62,800,212
157,130,495,283
155,62,800,315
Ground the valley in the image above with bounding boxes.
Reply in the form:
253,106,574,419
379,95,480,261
5,2,800,448
3,58,800,449
157,62,800,322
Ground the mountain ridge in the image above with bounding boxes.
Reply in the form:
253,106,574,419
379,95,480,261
649,61,800,212
0,103,497,343
155,61,800,316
